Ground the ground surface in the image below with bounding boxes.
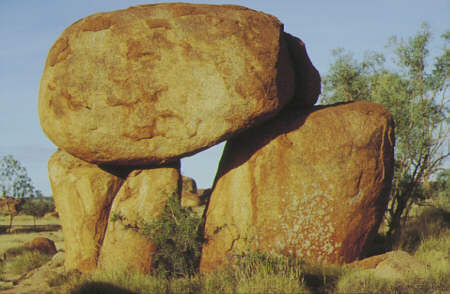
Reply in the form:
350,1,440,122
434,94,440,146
0,214,64,293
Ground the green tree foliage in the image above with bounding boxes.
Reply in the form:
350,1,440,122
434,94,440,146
429,169,450,198
0,154,41,229
21,198,55,227
0,155,41,198
322,24,449,245
142,192,205,278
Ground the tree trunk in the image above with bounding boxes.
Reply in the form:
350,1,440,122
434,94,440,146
8,214,14,231
386,197,407,248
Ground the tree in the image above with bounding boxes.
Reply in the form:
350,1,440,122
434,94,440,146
322,24,449,246
0,197,23,230
0,155,41,229
0,155,41,198
426,169,450,203
21,198,55,228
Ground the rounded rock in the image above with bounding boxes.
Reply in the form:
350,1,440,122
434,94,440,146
38,3,305,166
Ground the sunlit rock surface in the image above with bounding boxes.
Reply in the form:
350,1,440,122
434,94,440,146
200,101,395,272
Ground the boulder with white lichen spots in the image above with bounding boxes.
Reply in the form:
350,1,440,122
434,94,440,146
200,101,395,272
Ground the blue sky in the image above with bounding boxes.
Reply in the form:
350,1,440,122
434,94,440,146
0,0,448,195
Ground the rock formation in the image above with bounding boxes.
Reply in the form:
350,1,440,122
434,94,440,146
348,250,427,281
48,150,124,272
182,176,198,195
200,101,395,272
180,176,210,208
39,3,319,166
39,3,394,276
25,237,57,256
284,33,321,106
99,163,180,273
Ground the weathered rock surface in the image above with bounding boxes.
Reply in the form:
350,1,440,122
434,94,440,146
25,237,57,256
181,191,206,208
48,149,124,272
38,3,322,166
284,33,321,106
0,252,66,294
180,176,210,208
200,101,395,272
98,162,180,273
182,176,198,194
349,250,427,280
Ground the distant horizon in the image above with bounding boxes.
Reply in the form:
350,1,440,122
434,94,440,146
1,0,449,195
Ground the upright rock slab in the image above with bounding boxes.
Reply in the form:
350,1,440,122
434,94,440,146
48,150,124,272
98,162,180,273
38,3,323,166
200,101,395,272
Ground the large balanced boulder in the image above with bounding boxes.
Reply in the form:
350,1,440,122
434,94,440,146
200,101,395,272
48,150,124,272
98,163,180,273
38,3,319,166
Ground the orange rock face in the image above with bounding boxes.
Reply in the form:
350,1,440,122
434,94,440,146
38,3,323,166
200,102,395,272
48,150,124,272
98,163,180,273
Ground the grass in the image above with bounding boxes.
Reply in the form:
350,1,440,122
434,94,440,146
60,199,449,294
60,254,337,294
336,250,450,294
62,262,313,294
0,214,60,227
394,206,449,252
3,248,52,276
2,198,447,293
0,213,63,289
336,203,450,294
0,214,64,254
0,245,53,279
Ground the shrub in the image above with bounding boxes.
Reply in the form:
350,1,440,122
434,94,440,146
395,206,450,252
142,192,205,278
3,245,31,258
